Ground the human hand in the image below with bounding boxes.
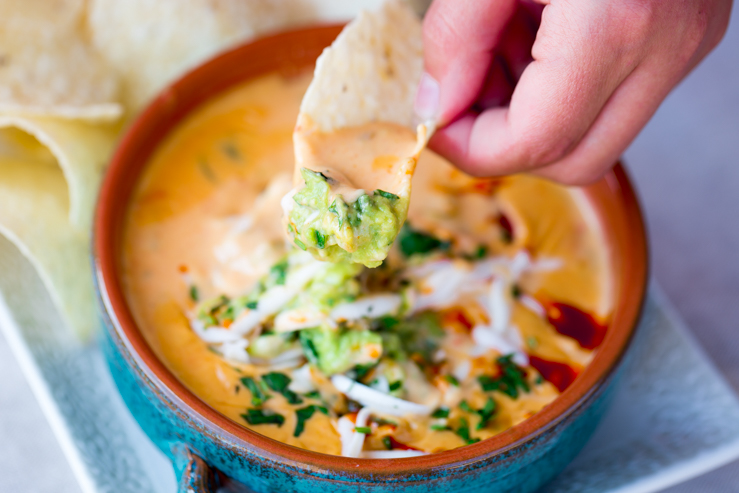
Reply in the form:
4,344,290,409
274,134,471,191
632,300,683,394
415,0,731,184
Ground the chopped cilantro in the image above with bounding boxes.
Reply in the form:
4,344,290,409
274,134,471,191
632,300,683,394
299,332,320,365
444,374,460,387
535,374,544,385
262,372,303,405
389,381,402,391
383,436,393,450
246,301,258,310
269,260,288,285
398,223,450,257
378,312,443,363
511,284,522,298
431,424,451,431
478,354,530,399
241,377,270,406
326,197,349,228
454,418,480,445
375,189,399,200
304,390,322,399
189,285,199,302
375,316,400,330
351,362,378,381
294,405,328,437
354,426,372,434
372,417,398,426
241,409,284,427
431,407,450,419
313,229,326,249
464,245,488,260
476,397,497,430
196,295,230,327
459,400,474,413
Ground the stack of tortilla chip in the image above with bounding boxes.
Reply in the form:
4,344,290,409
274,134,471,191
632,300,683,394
0,0,360,340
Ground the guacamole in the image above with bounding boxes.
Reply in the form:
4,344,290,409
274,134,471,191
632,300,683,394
286,168,409,268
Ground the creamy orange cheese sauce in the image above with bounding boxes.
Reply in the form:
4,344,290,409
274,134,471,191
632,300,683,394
122,72,612,456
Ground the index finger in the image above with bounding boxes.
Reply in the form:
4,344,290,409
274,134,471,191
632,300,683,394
420,0,518,125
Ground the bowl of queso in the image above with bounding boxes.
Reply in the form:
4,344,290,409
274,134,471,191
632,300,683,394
94,25,648,493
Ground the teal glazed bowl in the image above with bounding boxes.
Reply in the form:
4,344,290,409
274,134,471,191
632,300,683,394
93,25,648,493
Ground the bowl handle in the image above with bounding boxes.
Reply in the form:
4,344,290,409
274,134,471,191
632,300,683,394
172,443,217,493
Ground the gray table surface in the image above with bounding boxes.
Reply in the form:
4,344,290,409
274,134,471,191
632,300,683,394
1,8,738,493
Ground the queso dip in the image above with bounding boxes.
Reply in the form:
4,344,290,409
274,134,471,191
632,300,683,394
122,72,612,457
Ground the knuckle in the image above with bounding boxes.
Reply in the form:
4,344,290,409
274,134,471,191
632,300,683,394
683,10,711,57
708,9,731,50
599,2,655,65
614,1,655,39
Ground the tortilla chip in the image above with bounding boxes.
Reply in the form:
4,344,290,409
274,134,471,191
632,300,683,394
0,116,119,230
0,131,93,339
87,0,317,114
286,1,428,266
0,118,118,339
299,0,424,133
0,0,122,120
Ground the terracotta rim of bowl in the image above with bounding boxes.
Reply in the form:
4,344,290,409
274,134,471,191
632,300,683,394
93,24,648,478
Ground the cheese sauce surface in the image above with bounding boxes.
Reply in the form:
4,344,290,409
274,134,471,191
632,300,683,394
122,72,612,457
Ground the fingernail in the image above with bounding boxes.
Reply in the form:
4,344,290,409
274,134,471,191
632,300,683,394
414,72,440,121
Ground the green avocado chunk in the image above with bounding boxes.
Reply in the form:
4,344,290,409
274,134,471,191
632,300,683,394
299,327,383,376
287,168,408,268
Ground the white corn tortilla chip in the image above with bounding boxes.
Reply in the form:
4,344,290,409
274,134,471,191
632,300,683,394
299,0,424,133
286,1,428,266
0,131,94,339
0,116,119,230
0,0,123,120
0,118,118,340
87,0,317,114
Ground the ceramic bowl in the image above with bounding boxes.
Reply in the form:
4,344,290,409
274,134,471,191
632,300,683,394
93,25,648,493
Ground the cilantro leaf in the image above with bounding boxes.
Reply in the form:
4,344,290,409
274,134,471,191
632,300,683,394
241,377,270,406
398,223,450,257
431,407,450,419
477,354,530,399
241,409,284,426
374,189,399,200
262,372,303,405
294,405,329,437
